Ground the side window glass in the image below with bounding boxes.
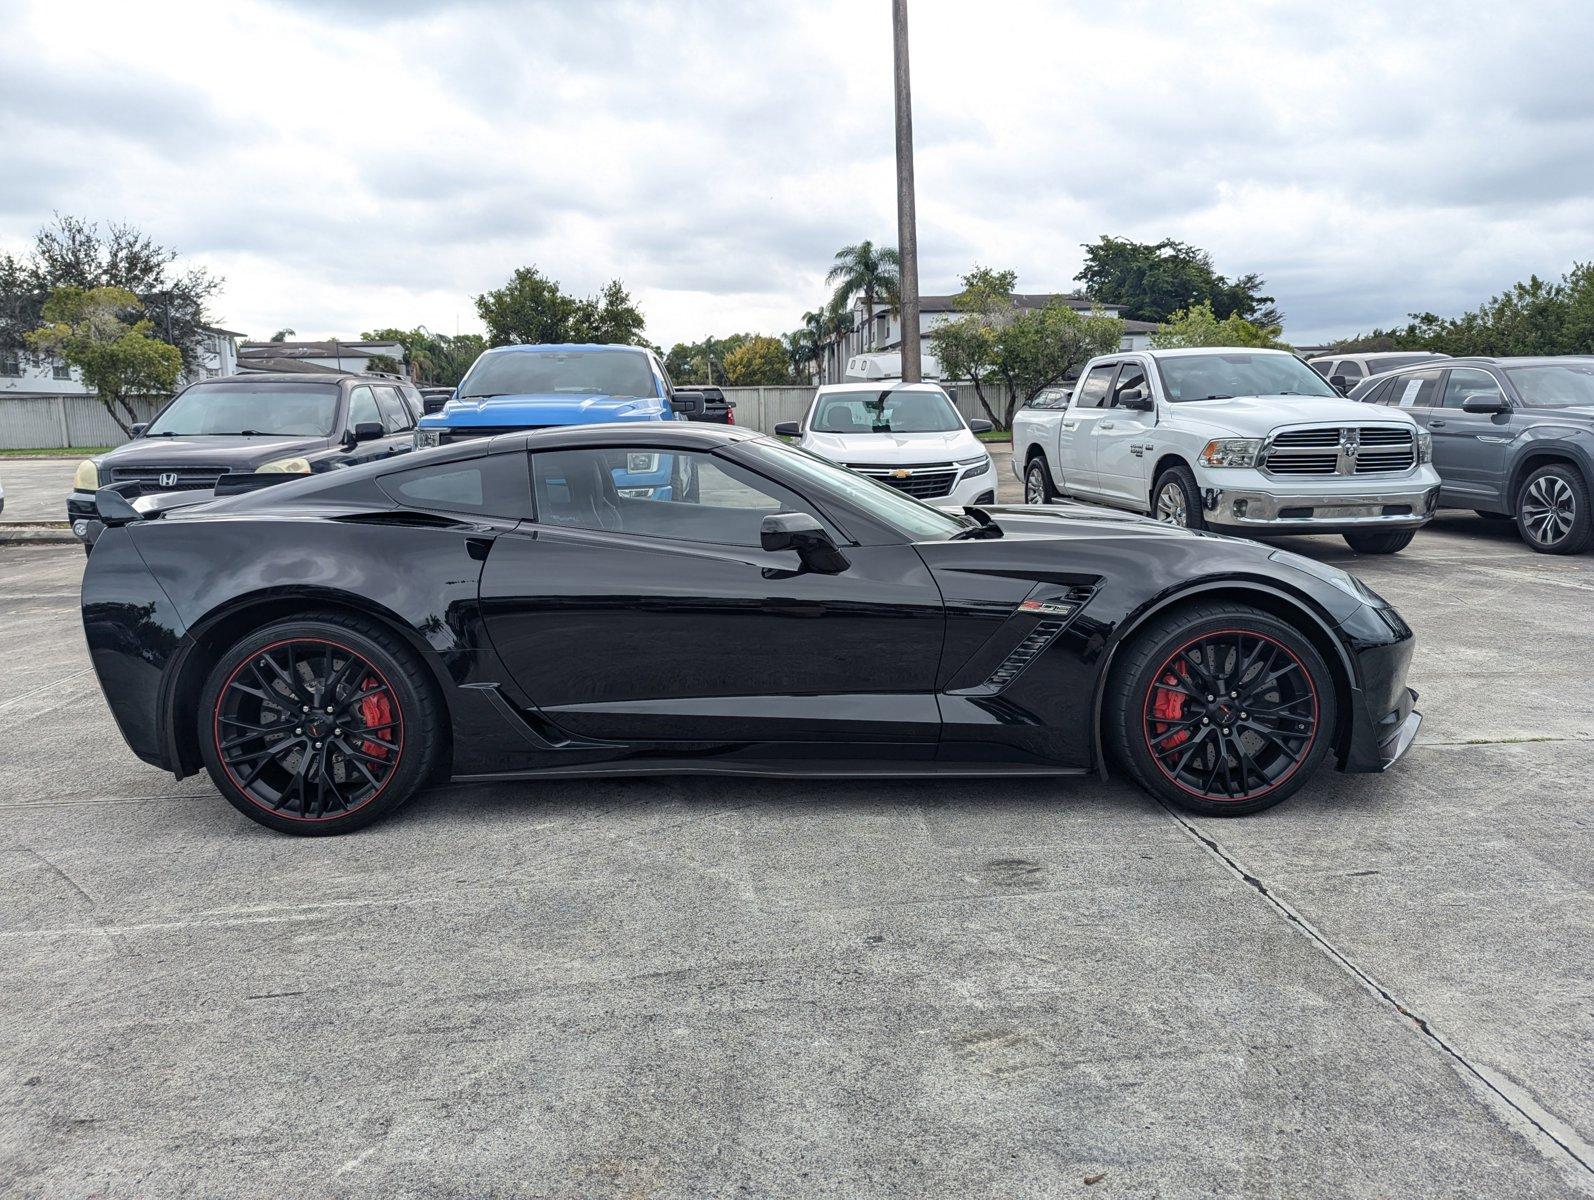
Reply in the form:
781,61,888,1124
378,453,531,517
1110,363,1147,406
1073,365,1117,409
1311,360,1335,378
1442,369,1506,409
1388,369,1443,409
374,385,412,432
1338,361,1365,382
348,386,381,429
1361,378,1394,405
531,448,824,547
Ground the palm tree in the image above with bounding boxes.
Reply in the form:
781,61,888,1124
780,331,810,383
826,242,901,351
801,309,828,383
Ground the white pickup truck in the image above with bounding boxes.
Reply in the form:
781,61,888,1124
1011,347,1443,553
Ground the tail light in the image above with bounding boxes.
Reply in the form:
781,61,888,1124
725,405,735,425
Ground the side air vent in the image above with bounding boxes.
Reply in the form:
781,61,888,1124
982,584,1096,690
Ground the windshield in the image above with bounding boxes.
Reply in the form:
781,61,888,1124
811,387,963,433
144,383,339,437
1158,353,1338,402
739,438,968,541
1503,363,1594,408
457,349,657,401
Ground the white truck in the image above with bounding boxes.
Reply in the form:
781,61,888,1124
1011,347,1442,554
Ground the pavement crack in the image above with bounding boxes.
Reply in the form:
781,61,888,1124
1160,802,1594,1185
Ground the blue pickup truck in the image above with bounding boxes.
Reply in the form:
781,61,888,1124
415,343,705,497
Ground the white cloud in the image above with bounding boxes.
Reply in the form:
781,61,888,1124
2,0,1590,346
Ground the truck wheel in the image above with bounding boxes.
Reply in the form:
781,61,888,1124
1515,464,1593,555
1343,529,1416,554
1024,455,1058,504
1152,465,1204,530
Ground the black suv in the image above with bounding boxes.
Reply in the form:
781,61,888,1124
1351,356,1594,553
68,372,423,550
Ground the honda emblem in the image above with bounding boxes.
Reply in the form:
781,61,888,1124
158,472,179,488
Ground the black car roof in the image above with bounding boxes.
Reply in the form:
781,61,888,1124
483,423,764,455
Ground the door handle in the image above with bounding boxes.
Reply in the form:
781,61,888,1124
1099,421,1115,429
1062,421,1077,430
1429,419,1447,428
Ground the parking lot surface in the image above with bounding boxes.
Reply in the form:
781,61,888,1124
1,465,1591,1197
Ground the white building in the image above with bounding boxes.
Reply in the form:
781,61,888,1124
237,339,406,376
818,293,1158,384
0,326,242,400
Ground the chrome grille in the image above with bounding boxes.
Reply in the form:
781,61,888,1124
1264,426,1416,477
847,462,958,499
109,466,230,491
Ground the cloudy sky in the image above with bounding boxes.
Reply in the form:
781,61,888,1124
2,0,1589,348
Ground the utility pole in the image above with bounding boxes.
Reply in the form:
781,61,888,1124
892,0,922,383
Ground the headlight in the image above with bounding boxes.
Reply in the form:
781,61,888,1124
414,428,442,449
1416,428,1433,464
627,453,660,473
956,454,992,477
74,459,100,491
258,456,312,475
1199,438,1264,468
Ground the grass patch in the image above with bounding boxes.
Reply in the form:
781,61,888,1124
976,429,1012,443
0,446,115,458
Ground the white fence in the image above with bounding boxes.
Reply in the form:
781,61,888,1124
0,385,1022,449
0,395,163,450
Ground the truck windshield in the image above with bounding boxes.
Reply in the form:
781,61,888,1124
1504,363,1594,408
811,387,963,433
458,350,657,400
1158,354,1337,402
144,383,340,436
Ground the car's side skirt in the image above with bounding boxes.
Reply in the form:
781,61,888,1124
451,759,1090,783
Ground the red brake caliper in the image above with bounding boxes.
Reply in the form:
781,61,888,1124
1150,660,1191,757
358,677,393,759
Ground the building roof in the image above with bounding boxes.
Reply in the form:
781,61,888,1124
914,293,1126,316
235,357,361,375
238,339,403,360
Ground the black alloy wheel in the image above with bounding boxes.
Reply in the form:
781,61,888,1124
198,616,440,834
1107,602,1336,816
1515,464,1593,555
1024,456,1058,504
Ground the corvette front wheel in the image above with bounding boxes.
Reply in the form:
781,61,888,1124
1106,602,1337,816
197,615,442,835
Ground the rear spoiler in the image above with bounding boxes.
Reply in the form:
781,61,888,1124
94,472,298,527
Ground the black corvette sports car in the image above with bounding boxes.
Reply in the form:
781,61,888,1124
82,424,1421,835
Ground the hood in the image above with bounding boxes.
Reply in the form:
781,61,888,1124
804,427,984,465
98,434,330,469
974,501,1236,543
424,393,665,427
1170,395,1419,436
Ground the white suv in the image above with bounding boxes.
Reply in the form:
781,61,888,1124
776,382,997,507
1011,347,1442,553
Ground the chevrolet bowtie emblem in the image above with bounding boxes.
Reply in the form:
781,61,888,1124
891,468,911,479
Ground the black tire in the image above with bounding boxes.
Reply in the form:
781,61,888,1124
1343,529,1416,554
197,613,442,835
1024,454,1059,504
1106,601,1337,816
1151,464,1205,530
1514,464,1593,555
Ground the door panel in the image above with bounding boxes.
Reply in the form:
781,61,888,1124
1056,363,1119,495
1091,362,1156,506
1431,368,1513,504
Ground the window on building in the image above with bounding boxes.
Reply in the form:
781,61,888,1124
52,360,71,380
0,355,21,377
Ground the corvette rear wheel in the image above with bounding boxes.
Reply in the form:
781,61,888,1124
197,615,441,835
1107,602,1336,816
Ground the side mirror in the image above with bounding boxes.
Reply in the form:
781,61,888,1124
129,423,147,438
669,390,706,418
1117,387,1153,411
773,421,800,438
423,392,452,414
1329,375,1350,394
968,418,994,434
1461,395,1509,414
760,512,849,574
93,486,142,527
353,421,385,443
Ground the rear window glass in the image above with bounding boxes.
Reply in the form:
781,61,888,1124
379,453,531,517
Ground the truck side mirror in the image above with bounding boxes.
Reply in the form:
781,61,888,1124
760,512,849,574
353,421,385,443
423,392,452,414
1117,388,1153,410
129,423,147,437
669,390,706,418
1329,375,1351,394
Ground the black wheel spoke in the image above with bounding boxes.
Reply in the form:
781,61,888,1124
217,638,401,820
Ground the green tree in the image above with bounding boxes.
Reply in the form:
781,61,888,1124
0,215,221,373
722,335,792,385
361,326,486,386
474,268,648,348
27,286,182,433
1149,301,1289,350
1076,235,1280,326
269,327,295,342
363,353,402,375
569,279,648,345
826,241,901,350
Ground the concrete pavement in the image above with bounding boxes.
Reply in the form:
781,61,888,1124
1,479,1591,1197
